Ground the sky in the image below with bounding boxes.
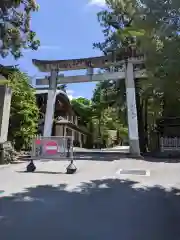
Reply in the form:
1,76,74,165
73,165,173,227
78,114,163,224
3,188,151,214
0,0,107,100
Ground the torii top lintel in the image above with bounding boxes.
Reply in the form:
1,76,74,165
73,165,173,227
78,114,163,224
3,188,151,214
32,56,112,72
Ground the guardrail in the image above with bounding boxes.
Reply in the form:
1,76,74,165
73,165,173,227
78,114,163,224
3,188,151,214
160,137,180,152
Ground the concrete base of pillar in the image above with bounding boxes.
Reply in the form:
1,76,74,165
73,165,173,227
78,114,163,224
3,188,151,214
129,139,142,158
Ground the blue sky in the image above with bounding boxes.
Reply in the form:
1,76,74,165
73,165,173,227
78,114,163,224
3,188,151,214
0,0,106,99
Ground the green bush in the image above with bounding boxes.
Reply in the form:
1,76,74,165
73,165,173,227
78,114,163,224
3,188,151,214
7,71,39,150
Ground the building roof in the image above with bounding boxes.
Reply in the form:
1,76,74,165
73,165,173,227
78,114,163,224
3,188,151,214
35,88,73,114
35,89,82,116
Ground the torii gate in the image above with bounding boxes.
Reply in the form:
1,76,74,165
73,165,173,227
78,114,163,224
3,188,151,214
32,55,146,156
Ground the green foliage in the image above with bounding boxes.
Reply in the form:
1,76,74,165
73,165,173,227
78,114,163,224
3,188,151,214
91,80,128,145
0,0,40,59
7,71,39,150
92,0,180,151
93,0,140,55
135,0,180,116
70,91,128,146
71,97,92,125
73,97,91,106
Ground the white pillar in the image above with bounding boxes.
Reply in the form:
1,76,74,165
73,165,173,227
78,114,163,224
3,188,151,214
72,129,75,141
64,126,67,137
43,70,58,137
78,132,82,148
0,86,12,143
75,116,78,125
125,61,140,156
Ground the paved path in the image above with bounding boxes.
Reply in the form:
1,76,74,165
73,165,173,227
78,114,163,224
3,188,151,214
73,145,129,153
1,157,180,239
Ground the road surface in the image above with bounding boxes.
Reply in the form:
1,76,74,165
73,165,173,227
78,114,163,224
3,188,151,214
73,145,130,153
0,155,180,240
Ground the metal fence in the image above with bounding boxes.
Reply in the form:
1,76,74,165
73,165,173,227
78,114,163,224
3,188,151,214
31,136,73,160
160,137,180,152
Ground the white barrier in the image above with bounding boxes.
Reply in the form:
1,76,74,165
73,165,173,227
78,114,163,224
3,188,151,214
31,136,73,159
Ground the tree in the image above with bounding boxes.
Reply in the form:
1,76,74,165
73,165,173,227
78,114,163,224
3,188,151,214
71,97,92,125
7,71,39,150
73,97,91,106
0,0,40,58
71,97,94,147
91,81,128,146
132,0,180,117
93,0,180,152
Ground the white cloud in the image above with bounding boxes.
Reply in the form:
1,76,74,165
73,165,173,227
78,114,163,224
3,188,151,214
88,0,106,7
66,90,74,100
66,89,82,100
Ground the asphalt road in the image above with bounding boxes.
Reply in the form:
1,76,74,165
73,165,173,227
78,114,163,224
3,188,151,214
1,156,180,240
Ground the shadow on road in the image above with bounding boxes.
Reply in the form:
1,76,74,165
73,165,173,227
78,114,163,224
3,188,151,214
0,178,180,239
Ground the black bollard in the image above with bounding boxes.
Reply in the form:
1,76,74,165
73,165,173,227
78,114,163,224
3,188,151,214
66,160,77,174
26,159,36,172
66,138,76,174
0,144,5,165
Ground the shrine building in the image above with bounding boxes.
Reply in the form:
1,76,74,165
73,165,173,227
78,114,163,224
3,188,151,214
35,88,89,147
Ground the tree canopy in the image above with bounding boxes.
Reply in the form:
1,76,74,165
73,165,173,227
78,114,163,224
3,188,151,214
71,97,92,125
91,0,180,152
0,0,40,58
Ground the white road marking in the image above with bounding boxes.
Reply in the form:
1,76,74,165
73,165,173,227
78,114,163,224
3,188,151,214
116,169,150,176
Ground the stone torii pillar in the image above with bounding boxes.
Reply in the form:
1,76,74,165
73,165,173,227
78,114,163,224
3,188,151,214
125,61,140,156
43,69,58,137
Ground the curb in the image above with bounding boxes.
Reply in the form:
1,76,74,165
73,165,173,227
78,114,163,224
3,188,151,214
0,163,11,169
0,160,27,169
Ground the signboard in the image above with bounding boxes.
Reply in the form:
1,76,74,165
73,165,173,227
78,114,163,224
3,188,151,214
32,136,73,159
45,141,58,155
35,139,41,145
32,56,112,72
